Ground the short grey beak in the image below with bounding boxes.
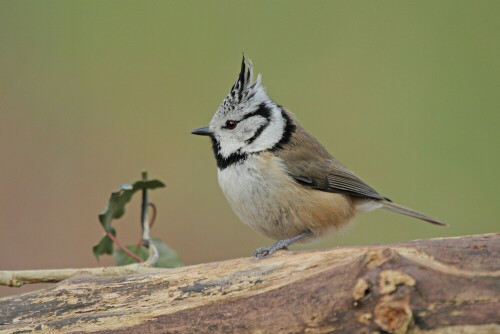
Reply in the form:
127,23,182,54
191,126,211,136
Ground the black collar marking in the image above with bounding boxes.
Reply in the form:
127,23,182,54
269,106,296,152
211,136,248,170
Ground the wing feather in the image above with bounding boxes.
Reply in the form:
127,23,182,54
274,109,387,201
289,159,386,201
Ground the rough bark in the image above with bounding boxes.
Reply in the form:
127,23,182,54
1,233,499,333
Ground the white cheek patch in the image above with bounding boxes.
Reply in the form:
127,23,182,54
242,106,285,154
216,105,284,158
217,133,243,158
241,116,269,138
217,117,268,157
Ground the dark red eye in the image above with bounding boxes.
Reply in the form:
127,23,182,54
225,120,238,130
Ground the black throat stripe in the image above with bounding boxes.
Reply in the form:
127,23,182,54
211,136,248,170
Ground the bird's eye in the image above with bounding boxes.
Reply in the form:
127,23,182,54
225,120,238,130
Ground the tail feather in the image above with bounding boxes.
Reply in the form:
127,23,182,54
380,200,447,226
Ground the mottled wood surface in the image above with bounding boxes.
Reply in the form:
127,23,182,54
1,233,499,333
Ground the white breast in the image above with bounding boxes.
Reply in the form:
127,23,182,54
217,153,306,240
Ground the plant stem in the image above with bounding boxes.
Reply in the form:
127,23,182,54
135,202,157,247
106,231,142,263
148,202,157,228
141,171,150,247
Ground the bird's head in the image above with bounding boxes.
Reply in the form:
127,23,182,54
192,56,291,169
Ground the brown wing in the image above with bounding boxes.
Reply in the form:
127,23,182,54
287,158,387,201
274,109,388,201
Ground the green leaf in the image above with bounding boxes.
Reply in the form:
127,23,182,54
152,238,184,268
113,244,149,266
98,179,165,232
113,238,183,268
92,227,116,260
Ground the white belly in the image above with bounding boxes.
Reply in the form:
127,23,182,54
218,154,305,240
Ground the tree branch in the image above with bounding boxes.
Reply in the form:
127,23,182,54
1,233,499,333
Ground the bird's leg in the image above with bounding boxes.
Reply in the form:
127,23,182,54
253,230,312,258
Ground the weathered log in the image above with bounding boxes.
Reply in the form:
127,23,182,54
1,233,499,333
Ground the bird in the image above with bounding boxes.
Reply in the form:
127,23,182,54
192,56,446,258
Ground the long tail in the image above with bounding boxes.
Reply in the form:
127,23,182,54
380,200,447,226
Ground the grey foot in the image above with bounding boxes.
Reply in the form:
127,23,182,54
253,241,289,258
253,230,312,258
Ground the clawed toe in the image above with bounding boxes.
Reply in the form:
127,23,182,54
253,244,289,258
253,247,270,258
253,231,311,258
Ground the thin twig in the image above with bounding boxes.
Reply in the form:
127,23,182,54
0,263,162,287
141,171,150,247
140,171,159,267
145,243,159,267
106,231,142,263
148,202,157,228
136,202,157,247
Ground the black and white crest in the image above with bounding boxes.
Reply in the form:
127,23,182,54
219,55,264,116
231,55,252,100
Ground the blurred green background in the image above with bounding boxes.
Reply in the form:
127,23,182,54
1,1,499,297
